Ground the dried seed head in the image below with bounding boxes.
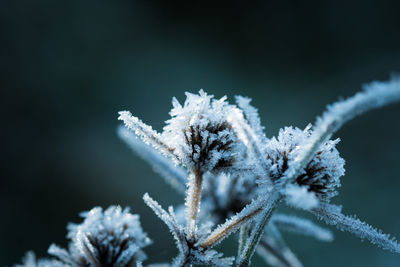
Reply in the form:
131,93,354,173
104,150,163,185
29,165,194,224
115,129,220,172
49,206,152,267
162,90,243,173
15,252,68,267
70,206,151,267
266,125,345,202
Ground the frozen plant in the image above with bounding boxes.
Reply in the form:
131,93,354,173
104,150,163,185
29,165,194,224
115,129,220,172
16,206,151,267
15,252,68,267
16,76,400,267
118,76,400,266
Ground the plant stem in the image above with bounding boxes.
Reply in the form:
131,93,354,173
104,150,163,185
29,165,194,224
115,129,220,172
199,201,264,249
186,168,203,241
238,224,249,258
236,193,281,267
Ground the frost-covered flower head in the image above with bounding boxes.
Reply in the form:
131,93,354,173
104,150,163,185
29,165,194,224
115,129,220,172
162,90,242,173
266,125,345,204
50,206,151,267
15,252,68,267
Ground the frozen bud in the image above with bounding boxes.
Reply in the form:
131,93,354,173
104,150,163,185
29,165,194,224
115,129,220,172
64,206,151,267
15,252,68,267
266,126,345,201
162,90,242,173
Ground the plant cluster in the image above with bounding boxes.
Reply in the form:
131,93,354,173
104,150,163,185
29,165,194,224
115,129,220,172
16,76,400,267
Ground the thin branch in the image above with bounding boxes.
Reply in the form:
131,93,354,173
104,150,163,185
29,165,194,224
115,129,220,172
143,193,187,254
118,111,179,163
311,204,400,253
198,196,266,249
118,126,187,194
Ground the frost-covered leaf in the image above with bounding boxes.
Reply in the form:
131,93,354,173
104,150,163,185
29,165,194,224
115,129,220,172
227,106,271,184
312,204,400,253
118,111,178,164
143,193,187,254
235,96,266,145
272,214,333,242
118,126,187,194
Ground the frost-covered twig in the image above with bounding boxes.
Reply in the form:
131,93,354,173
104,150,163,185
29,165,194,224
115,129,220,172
198,196,266,249
185,170,203,241
277,76,400,191
118,111,179,163
143,193,187,255
311,204,400,253
118,126,187,194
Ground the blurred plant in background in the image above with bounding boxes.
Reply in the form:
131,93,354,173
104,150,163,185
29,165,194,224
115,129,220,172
15,76,400,266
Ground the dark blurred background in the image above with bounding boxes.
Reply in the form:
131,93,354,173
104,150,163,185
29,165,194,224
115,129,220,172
1,0,400,266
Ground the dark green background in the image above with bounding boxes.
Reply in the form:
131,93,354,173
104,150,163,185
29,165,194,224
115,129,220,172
2,1,400,266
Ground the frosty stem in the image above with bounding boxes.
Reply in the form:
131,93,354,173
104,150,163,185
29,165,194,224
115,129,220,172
199,199,265,249
238,224,249,258
186,168,203,241
237,193,281,267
